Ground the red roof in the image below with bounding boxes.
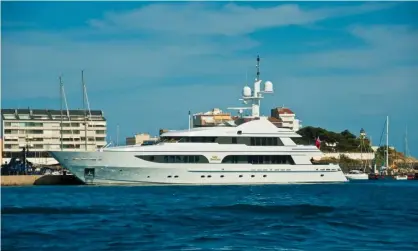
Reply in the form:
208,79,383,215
274,107,294,115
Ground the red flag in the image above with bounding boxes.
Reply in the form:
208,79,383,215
315,137,321,149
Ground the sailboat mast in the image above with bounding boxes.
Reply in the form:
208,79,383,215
116,124,119,146
59,76,63,151
404,125,409,167
82,70,87,151
386,115,389,167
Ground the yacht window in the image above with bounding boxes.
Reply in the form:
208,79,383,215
248,137,283,146
232,137,237,144
255,138,261,146
273,138,278,145
136,155,209,163
222,155,295,165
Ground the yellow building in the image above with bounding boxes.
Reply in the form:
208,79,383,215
192,108,232,127
126,133,158,145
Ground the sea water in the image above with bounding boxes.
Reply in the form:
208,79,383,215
2,181,418,251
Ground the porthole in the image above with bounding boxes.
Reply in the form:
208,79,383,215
251,175,255,178
147,176,150,178
201,175,205,178
321,174,324,177
220,175,224,178
239,175,243,178
208,175,212,178
167,176,172,178
263,175,267,178
174,175,178,178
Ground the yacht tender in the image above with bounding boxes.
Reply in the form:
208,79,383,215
50,56,348,185
344,170,369,180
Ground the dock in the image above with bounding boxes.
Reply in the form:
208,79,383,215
1,174,84,186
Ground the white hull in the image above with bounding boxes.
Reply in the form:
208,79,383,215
393,175,408,180
50,151,348,185
345,173,369,180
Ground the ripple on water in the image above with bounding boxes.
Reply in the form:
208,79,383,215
2,182,418,251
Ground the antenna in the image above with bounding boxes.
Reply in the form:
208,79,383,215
227,55,273,118
256,55,260,81
188,111,191,130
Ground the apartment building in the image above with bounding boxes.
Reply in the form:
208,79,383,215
192,107,301,132
271,107,301,132
1,108,107,165
126,133,158,146
192,108,232,128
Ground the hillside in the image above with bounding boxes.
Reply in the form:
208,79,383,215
295,126,373,153
294,126,418,170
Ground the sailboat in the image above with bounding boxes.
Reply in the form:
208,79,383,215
393,126,410,180
369,116,390,180
344,128,369,180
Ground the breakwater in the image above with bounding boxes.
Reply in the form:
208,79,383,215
1,175,84,186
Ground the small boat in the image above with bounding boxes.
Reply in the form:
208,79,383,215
345,170,369,180
393,174,408,180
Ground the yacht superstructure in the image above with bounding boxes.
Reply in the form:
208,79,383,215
50,56,348,185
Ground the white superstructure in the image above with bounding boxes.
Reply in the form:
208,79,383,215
50,56,347,185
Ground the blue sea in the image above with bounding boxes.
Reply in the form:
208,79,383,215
2,181,418,251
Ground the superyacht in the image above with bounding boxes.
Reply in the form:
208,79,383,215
50,56,348,185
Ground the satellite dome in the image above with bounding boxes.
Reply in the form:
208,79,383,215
264,81,273,92
243,86,251,97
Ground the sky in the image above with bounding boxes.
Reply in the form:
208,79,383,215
1,1,418,157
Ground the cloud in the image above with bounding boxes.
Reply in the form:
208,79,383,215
2,2,418,155
88,2,394,36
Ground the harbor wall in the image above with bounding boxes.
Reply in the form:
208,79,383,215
1,175,84,186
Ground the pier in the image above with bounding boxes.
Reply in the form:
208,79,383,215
1,174,83,186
